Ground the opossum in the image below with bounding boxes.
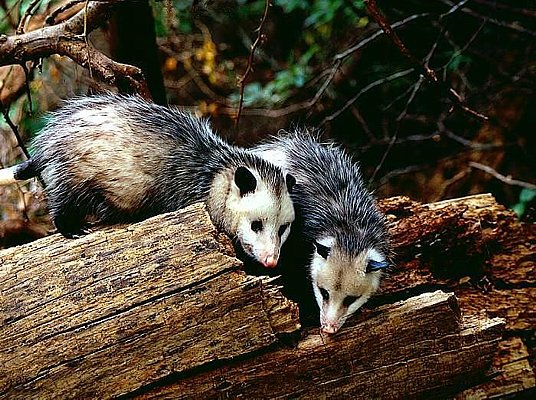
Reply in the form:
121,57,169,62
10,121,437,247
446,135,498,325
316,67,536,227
253,131,391,333
0,94,296,268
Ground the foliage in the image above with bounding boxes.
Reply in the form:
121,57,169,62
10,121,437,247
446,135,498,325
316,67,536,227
232,0,370,106
512,189,536,218
0,0,533,221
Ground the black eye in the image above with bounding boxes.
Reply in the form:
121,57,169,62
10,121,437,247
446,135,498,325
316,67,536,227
366,259,389,273
278,224,289,237
251,220,263,233
343,295,358,308
319,287,329,301
314,242,330,259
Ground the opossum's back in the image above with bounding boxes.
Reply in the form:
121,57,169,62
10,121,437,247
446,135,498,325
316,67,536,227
32,103,177,211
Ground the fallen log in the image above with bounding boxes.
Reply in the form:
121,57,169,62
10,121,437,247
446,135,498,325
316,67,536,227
376,193,535,398
0,203,299,399
137,291,503,399
0,194,529,399
455,336,536,399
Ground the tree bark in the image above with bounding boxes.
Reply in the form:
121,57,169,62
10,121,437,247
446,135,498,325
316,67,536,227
136,291,503,400
375,193,535,399
0,194,531,399
0,203,299,399
0,1,150,98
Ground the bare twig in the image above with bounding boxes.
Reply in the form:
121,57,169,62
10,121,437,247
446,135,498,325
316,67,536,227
437,0,536,37
469,162,536,190
16,0,41,34
473,0,536,18
46,0,84,25
0,100,30,159
382,79,421,112
350,106,376,142
436,168,471,200
310,12,430,110
439,18,487,77
363,0,489,123
81,0,93,80
321,68,415,125
376,164,425,187
369,73,425,183
0,1,150,98
440,0,471,18
21,62,33,116
235,0,270,129
370,71,425,183
365,1,428,72
220,100,312,118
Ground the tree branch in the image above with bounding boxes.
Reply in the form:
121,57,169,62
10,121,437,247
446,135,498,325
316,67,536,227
0,99,30,159
235,0,270,129
0,1,150,98
363,0,489,123
469,162,536,191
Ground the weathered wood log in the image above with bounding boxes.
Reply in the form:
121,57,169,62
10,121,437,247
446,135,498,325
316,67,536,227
376,193,535,398
455,337,536,399
0,194,528,399
0,203,299,399
136,291,503,399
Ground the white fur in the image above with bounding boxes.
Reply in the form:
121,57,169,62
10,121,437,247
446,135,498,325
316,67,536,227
255,149,289,173
367,248,384,263
60,107,162,211
317,236,335,248
0,166,17,185
207,166,295,267
310,243,382,334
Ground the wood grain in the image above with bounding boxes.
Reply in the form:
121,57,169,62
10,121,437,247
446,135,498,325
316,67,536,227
0,203,300,399
137,291,503,399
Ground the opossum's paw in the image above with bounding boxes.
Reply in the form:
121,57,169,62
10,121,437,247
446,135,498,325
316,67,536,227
53,214,91,239
62,227,92,239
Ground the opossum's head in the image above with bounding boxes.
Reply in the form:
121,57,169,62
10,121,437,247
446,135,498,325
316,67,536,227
209,165,295,268
310,235,389,334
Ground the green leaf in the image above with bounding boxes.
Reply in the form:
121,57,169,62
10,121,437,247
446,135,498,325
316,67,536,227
519,188,536,203
447,54,472,72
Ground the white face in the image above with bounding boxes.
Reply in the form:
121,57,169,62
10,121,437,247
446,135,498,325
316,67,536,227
310,236,388,334
221,167,295,268
235,186,294,267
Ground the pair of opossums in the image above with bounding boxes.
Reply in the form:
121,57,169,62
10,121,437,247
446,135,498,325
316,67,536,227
0,94,390,334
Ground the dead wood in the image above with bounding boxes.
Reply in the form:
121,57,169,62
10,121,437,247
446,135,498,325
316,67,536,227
0,203,299,399
0,1,149,97
0,193,531,399
137,291,503,400
376,193,535,398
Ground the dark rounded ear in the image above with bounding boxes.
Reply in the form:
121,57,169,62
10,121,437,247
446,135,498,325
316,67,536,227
234,166,257,196
285,174,296,194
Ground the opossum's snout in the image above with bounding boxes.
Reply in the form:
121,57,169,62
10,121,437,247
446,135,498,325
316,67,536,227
319,302,347,335
252,239,280,268
321,321,341,334
241,242,279,268
260,253,278,268
236,224,281,268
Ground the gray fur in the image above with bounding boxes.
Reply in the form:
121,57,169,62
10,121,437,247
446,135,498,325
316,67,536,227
5,94,295,267
253,130,391,332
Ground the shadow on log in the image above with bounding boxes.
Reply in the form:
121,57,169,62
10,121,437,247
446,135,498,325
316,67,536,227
0,194,532,399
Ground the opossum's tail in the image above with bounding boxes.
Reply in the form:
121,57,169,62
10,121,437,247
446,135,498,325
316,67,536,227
0,160,39,185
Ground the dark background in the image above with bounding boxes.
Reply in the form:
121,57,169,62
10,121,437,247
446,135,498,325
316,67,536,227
0,0,534,246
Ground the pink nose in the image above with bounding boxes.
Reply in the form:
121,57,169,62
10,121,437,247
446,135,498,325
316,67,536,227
261,255,278,268
321,323,339,334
